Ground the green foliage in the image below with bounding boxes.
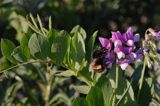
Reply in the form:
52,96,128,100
95,76,113,106
1,14,160,106
28,33,49,60
12,46,27,62
48,30,71,64
1,39,17,63
86,31,98,63
70,25,87,40
72,98,88,106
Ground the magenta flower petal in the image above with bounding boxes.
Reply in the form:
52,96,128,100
123,27,135,46
111,31,124,42
114,46,123,53
99,37,112,49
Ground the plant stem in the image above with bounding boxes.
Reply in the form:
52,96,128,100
137,57,146,102
115,64,119,90
44,63,51,106
116,80,132,106
111,64,119,106
44,84,51,106
0,60,48,73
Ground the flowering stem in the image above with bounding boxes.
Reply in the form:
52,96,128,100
0,60,48,73
115,64,119,89
111,64,119,106
137,57,146,102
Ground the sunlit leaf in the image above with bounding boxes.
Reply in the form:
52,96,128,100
70,25,86,40
20,33,31,59
56,70,75,77
48,30,71,64
28,33,49,59
70,85,90,94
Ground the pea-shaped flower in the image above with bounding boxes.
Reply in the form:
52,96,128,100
93,27,143,71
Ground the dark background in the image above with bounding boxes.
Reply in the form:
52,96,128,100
0,0,160,42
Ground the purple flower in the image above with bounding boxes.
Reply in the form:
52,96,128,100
148,28,160,41
123,27,140,46
111,31,124,47
148,28,160,36
97,27,143,70
104,52,116,68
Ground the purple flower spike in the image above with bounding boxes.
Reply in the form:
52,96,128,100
99,37,112,50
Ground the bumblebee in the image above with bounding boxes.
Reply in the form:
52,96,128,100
90,48,107,73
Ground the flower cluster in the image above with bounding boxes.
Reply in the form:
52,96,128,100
97,27,143,70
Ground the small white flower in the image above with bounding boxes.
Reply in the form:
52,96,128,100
114,40,122,47
120,63,128,70
127,40,134,46
117,51,125,59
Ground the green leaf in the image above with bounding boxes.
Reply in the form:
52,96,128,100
70,25,86,40
77,68,93,86
11,46,27,63
138,80,152,106
49,93,71,106
131,64,143,90
48,30,71,64
107,66,137,105
70,85,90,94
0,57,9,71
86,87,104,106
118,80,138,106
28,33,49,59
96,76,113,106
37,14,45,35
86,31,98,63
69,32,86,70
72,98,88,106
29,13,38,29
56,70,76,77
1,39,17,63
20,33,31,59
